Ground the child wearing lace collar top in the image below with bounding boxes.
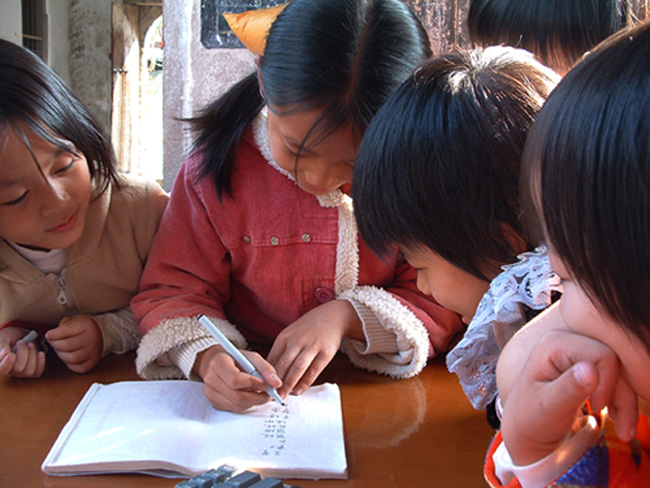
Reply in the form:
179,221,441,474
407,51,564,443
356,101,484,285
131,0,462,413
352,45,561,426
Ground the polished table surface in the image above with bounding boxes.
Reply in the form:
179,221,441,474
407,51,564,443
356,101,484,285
1,350,494,487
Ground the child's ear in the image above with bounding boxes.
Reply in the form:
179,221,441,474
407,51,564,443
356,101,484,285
500,222,527,256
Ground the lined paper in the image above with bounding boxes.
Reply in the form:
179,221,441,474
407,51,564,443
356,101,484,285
42,380,347,479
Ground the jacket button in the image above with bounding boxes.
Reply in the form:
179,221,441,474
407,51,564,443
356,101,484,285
242,236,251,244
314,286,335,303
270,236,279,246
301,233,311,243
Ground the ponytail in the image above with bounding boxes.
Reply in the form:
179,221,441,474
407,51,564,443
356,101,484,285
192,72,264,198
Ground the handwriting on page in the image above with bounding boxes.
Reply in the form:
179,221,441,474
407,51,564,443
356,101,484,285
42,381,347,479
261,404,290,457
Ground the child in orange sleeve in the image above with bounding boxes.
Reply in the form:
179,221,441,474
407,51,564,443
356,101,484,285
486,20,650,487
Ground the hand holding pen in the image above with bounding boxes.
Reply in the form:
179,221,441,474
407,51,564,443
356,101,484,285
197,315,285,412
10,330,38,353
0,328,45,379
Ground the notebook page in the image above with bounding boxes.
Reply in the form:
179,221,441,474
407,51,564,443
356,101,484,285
42,380,346,478
197,383,346,477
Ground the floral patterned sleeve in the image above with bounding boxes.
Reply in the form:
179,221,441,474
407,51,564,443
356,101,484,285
446,246,562,409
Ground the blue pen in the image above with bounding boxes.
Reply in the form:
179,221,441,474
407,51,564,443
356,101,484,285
10,330,38,354
198,315,285,406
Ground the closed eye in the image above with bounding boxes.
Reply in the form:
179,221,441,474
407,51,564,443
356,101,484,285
55,157,77,174
285,145,300,157
2,191,28,206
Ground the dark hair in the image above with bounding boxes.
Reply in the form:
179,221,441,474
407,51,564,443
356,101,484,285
353,46,558,281
0,39,120,195
468,0,628,74
192,0,432,198
524,20,650,349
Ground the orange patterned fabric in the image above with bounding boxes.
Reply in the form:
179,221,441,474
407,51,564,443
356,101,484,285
484,415,650,487
484,431,523,488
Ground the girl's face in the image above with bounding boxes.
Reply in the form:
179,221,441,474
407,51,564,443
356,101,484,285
266,107,358,195
400,245,490,324
548,247,650,404
0,126,91,251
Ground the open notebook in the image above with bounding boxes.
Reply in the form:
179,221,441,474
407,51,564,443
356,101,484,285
42,380,347,479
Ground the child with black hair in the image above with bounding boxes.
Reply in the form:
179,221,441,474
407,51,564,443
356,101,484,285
352,45,560,418
467,0,629,74
0,40,168,378
485,20,650,487
132,0,462,413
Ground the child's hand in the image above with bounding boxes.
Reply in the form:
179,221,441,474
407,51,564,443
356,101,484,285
500,329,637,466
497,302,566,406
0,327,46,379
195,344,283,412
267,299,362,397
45,316,103,374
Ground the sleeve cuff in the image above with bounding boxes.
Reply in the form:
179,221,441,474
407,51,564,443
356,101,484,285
342,298,400,355
338,286,428,378
136,315,247,380
496,415,601,488
93,316,123,357
167,336,219,379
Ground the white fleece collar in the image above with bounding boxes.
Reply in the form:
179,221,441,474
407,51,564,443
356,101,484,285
252,107,359,293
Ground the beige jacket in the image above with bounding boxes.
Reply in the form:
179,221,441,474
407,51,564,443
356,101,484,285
0,174,168,353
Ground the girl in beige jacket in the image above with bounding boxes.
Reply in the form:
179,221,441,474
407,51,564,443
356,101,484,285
0,40,168,379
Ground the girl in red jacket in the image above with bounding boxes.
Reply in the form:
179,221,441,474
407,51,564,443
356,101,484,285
132,0,462,412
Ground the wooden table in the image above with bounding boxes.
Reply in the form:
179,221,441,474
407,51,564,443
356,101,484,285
0,350,494,487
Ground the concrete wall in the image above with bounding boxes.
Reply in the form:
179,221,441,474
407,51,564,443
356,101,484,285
161,1,254,191
47,0,72,86
69,0,113,133
0,0,22,45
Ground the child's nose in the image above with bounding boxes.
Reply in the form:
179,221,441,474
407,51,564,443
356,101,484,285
40,181,70,214
305,163,349,191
